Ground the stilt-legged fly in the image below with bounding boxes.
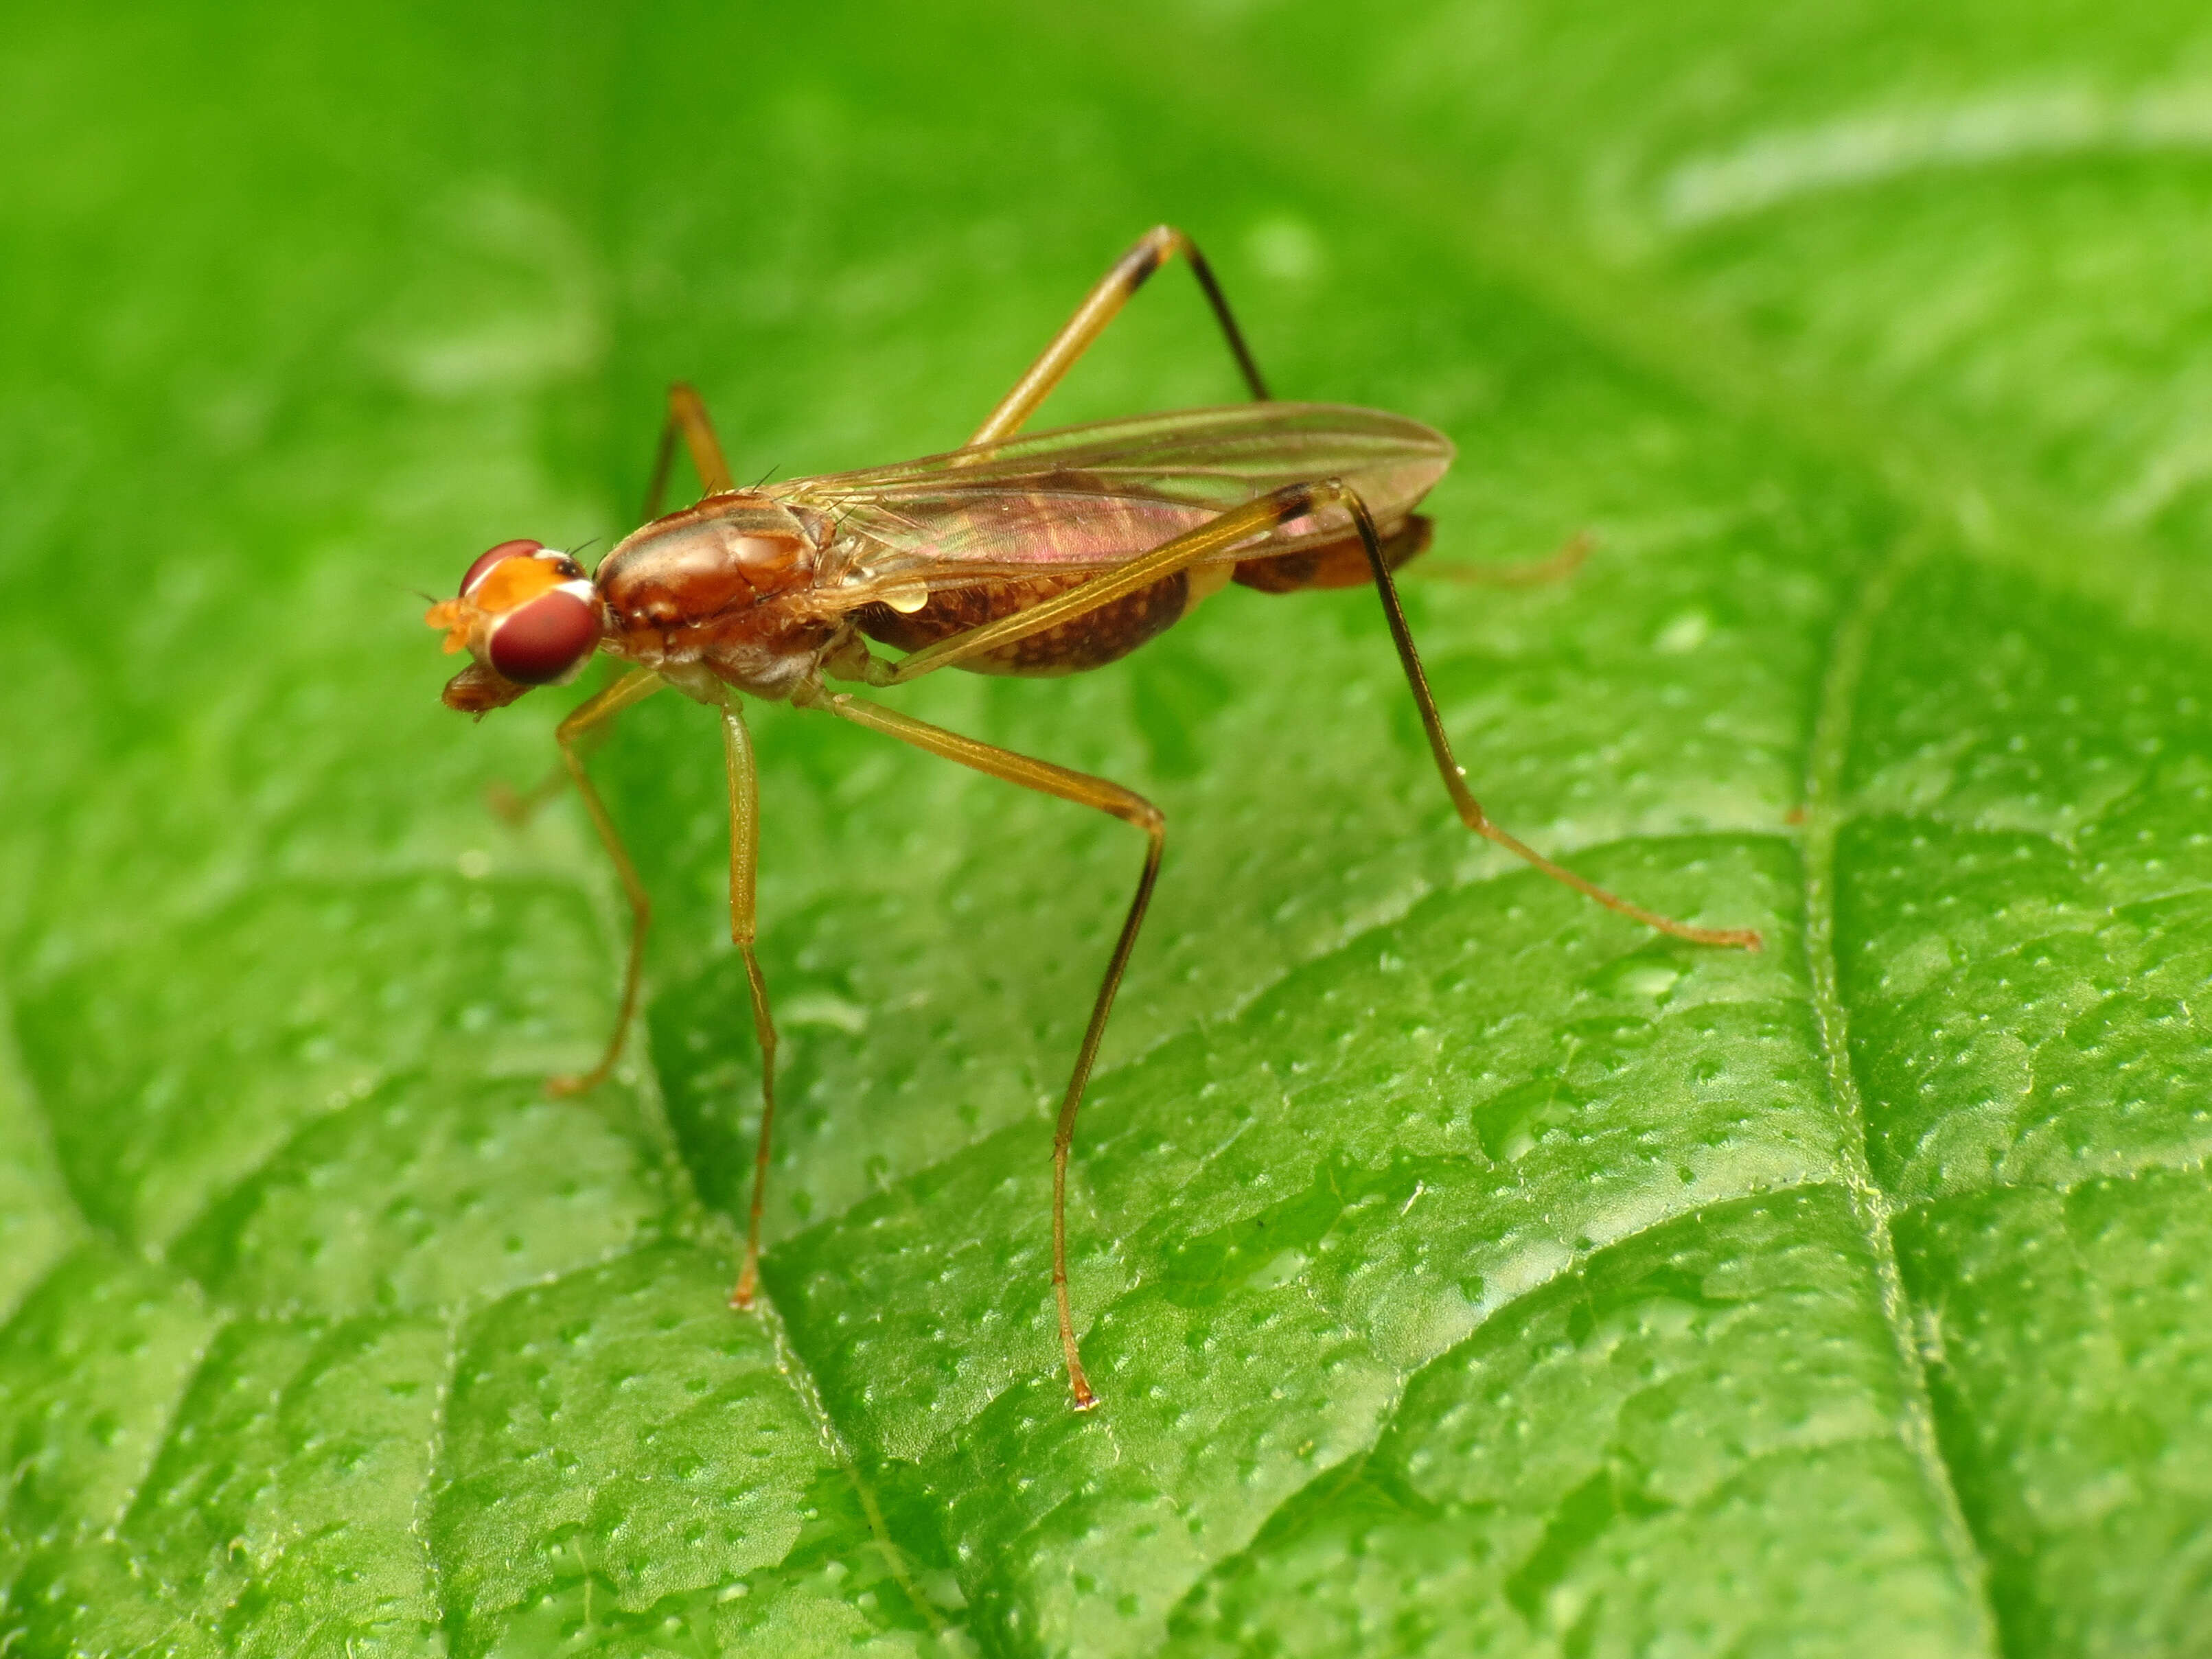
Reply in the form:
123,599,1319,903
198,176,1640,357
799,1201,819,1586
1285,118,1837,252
425,225,1761,1408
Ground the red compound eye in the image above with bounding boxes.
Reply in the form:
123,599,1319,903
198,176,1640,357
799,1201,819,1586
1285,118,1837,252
461,538,544,596
487,587,601,684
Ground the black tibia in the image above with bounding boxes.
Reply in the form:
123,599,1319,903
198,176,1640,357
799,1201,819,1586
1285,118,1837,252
969,224,1271,448
1116,227,1271,406
1338,489,1764,953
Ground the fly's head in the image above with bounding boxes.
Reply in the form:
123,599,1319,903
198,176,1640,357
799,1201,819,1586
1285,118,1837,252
425,539,605,715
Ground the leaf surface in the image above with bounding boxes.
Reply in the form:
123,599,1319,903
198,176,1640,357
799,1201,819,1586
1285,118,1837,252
3,3,2209,1655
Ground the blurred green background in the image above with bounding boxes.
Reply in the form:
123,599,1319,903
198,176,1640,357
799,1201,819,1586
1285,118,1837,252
7,2,2212,1654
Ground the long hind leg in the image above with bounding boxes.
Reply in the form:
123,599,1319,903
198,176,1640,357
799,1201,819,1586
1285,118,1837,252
866,479,1761,949
1333,489,1761,950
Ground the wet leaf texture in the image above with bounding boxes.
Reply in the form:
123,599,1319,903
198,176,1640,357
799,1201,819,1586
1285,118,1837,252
5,1,2210,1652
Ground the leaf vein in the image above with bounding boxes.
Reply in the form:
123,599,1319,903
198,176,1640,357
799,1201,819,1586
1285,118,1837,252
1798,527,2004,1649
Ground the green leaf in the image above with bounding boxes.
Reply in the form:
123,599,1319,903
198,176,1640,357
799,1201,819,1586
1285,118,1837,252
5,1,2210,1654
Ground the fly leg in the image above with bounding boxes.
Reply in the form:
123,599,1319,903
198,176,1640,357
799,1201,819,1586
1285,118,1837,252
485,766,569,827
869,481,1760,948
1341,487,1761,949
722,699,785,1312
486,710,614,827
641,381,737,519
791,680,1164,1411
968,224,1270,447
492,388,730,820
544,668,668,1095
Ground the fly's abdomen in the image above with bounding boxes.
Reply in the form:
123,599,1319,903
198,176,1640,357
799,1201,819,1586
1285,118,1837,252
1232,513,1433,592
856,569,1192,676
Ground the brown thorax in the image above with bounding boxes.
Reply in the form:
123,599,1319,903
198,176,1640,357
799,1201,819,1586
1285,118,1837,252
594,491,847,702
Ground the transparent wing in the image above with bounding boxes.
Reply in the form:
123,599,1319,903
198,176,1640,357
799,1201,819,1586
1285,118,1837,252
770,401,1453,593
